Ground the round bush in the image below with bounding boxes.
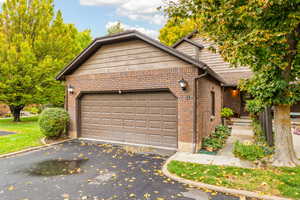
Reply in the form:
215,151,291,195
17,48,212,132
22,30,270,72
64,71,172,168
39,108,69,138
221,107,234,119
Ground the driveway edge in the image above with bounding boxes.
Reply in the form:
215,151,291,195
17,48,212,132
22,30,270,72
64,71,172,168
0,139,74,159
162,155,291,200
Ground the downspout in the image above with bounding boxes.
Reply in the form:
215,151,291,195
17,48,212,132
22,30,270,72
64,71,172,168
193,68,208,153
65,83,68,111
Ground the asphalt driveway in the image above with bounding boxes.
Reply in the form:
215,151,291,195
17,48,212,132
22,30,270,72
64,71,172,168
0,140,240,200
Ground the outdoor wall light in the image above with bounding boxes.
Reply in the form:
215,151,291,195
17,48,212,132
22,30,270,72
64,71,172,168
179,79,188,91
231,89,239,97
68,85,75,94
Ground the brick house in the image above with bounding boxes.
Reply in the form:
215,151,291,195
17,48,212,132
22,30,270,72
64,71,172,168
173,31,300,116
56,31,225,153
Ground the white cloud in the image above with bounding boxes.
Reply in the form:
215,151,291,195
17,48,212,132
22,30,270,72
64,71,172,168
106,21,159,39
80,0,123,6
80,0,168,25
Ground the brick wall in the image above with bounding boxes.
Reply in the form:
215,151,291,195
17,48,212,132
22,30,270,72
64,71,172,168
196,76,222,149
65,67,222,152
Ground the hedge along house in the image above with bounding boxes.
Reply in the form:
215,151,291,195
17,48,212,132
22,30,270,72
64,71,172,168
56,31,224,153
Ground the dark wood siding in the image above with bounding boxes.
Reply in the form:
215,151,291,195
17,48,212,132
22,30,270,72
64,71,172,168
79,91,178,149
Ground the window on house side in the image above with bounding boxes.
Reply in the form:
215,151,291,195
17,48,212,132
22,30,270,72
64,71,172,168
211,91,215,116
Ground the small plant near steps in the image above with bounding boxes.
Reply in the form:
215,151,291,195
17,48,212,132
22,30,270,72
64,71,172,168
221,107,234,126
200,125,231,154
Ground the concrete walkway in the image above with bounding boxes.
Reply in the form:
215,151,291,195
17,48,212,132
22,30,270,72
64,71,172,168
171,125,256,168
170,152,255,168
218,125,253,157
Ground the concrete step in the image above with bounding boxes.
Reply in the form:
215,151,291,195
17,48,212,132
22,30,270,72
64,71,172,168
231,122,252,126
231,118,252,123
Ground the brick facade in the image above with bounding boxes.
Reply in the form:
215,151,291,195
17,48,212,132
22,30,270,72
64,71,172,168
65,67,222,152
196,77,222,149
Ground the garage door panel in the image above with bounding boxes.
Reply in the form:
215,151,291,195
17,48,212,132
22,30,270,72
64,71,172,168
162,115,177,122
80,91,177,148
148,115,163,121
135,107,147,114
149,108,162,114
163,121,177,129
111,119,122,126
149,121,161,129
134,114,148,120
163,108,177,115
81,106,111,113
148,135,163,146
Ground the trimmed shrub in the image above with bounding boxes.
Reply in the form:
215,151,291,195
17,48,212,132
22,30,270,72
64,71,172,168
221,107,234,119
39,108,69,138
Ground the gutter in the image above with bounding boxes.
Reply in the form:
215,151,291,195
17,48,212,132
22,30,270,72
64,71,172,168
193,69,208,153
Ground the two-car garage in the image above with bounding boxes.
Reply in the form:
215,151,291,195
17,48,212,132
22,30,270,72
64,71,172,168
79,91,178,149
57,31,223,152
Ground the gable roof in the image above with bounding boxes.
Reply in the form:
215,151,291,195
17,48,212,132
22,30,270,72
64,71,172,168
56,30,224,83
172,30,199,48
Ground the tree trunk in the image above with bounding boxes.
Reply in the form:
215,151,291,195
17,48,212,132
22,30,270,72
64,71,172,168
272,105,300,167
9,105,24,122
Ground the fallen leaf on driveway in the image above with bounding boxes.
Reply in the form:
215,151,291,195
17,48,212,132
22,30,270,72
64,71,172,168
7,185,15,191
129,193,136,198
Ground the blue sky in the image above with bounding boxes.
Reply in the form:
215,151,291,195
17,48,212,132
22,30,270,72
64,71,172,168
54,0,167,38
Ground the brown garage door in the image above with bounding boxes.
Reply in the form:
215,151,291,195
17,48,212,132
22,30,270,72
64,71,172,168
79,91,178,149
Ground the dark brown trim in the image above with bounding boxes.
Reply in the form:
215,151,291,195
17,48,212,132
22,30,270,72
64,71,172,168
56,30,224,84
223,84,238,87
64,84,68,111
75,88,178,139
172,30,199,48
173,37,204,50
185,38,204,49
75,93,82,138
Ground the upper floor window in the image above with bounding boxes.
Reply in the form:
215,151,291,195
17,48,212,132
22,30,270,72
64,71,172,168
211,91,215,116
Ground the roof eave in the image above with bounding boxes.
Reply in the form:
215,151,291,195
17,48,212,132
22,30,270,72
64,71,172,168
172,30,198,48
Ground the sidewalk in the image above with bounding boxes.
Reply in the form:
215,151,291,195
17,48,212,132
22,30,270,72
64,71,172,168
218,125,253,157
170,125,256,168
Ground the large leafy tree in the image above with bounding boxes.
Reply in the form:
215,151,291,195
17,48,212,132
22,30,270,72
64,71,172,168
0,0,92,122
159,18,197,46
164,0,300,166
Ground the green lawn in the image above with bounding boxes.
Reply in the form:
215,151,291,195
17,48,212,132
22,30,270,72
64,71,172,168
168,160,300,199
0,116,43,155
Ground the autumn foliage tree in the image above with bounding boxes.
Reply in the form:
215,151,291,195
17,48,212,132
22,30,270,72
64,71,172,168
0,0,92,121
164,0,300,166
159,18,197,46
